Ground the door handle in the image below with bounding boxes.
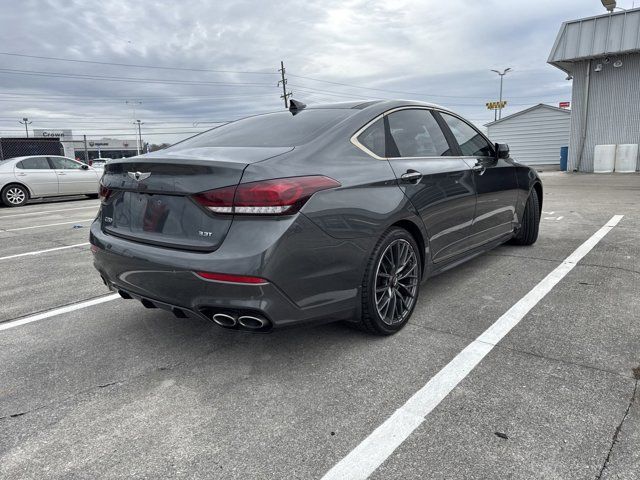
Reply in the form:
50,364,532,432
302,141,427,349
401,170,422,183
16,173,26,176
57,172,66,175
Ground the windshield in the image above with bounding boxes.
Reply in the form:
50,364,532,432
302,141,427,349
173,109,354,148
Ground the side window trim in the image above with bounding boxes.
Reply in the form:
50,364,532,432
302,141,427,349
352,107,461,160
351,106,490,160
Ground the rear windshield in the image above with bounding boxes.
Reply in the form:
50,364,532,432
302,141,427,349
173,109,353,148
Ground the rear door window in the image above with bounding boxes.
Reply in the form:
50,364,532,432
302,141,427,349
17,157,51,169
386,109,453,158
439,113,495,157
49,157,83,169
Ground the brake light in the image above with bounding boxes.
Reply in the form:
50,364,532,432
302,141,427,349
194,271,268,284
193,176,340,215
99,184,112,202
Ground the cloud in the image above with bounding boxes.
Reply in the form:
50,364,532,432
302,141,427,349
0,0,612,143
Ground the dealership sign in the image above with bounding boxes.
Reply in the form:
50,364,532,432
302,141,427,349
33,129,73,139
559,101,570,109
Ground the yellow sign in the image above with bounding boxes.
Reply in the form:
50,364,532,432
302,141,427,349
486,101,507,110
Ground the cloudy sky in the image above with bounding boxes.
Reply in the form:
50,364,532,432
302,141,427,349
0,0,628,144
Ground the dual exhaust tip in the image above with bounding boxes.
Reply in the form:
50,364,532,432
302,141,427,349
211,312,270,331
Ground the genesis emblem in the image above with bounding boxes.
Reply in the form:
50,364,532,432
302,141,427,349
128,171,151,181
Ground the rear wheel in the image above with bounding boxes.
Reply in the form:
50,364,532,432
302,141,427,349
1,184,29,207
357,227,421,335
511,188,540,245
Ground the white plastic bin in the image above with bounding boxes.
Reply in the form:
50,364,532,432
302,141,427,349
614,144,639,173
593,144,616,173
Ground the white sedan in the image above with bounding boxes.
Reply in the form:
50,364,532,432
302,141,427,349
0,155,101,207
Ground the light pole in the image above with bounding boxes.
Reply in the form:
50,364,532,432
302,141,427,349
135,120,143,155
19,117,32,137
126,100,142,153
491,68,511,120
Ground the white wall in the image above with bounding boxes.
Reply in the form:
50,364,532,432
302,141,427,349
487,106,571,165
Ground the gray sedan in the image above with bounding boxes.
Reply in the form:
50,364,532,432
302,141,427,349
0,155,101,207
91,99,542,335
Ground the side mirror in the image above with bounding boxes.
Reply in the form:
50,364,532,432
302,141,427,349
81,164,89,170
496,143,510,159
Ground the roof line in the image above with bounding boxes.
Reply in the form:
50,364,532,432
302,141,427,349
484,103,570,127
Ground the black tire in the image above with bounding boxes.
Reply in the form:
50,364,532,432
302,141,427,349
356,227,422,335
511,187,540,246
87,194,100,199
1,184,29,207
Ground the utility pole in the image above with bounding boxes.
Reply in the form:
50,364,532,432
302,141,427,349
19,117,32,137
135,120,143,155
83,135,89,163
491,68,511,120
278,61,292,108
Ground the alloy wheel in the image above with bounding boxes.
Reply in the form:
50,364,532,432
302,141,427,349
6,187,26,205
374,239,419,325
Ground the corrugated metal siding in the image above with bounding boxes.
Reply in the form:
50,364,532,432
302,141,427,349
549,8,640,70
567,53,640,171
487,107,570,165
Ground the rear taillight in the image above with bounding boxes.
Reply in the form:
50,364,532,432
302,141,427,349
99,184,112,202
192,176,340,215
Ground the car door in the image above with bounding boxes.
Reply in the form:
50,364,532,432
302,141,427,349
48,157,99,195
437,112,519,246
383,108,477,263
13,157,58,196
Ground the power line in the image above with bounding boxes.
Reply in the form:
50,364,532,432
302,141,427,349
0,67,277,87
0,52,278,75
288,73,566,100
0,130,206,136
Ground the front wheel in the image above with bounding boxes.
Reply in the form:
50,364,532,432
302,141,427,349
511,188,540,246
1,184,29,207
357,227,421,335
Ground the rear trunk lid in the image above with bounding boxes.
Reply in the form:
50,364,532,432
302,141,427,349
99,146,292,251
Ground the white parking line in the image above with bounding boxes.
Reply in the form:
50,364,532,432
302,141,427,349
0,205,99,219
0,243,90,261
321,214,624,480
0,294,120,332
3,219,95,231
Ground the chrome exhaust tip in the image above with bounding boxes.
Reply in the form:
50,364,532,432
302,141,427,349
237,315,267,330
212,313,237,328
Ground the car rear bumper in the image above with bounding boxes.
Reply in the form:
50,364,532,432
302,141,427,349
90,215,364,330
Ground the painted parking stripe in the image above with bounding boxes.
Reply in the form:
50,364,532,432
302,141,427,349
3,219,95,231
0,205,99,219
0,243,90,261
0,294,120,332
321,214,624,480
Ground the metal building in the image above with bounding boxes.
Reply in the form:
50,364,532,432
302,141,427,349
485,104,571,165
548,7,640,172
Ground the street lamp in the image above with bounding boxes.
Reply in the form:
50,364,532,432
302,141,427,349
126,100,142,154
18,117,32,137
135,119,144,155
491,68,511,120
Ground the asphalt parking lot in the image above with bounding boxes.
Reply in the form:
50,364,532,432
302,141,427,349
0,172,638,480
